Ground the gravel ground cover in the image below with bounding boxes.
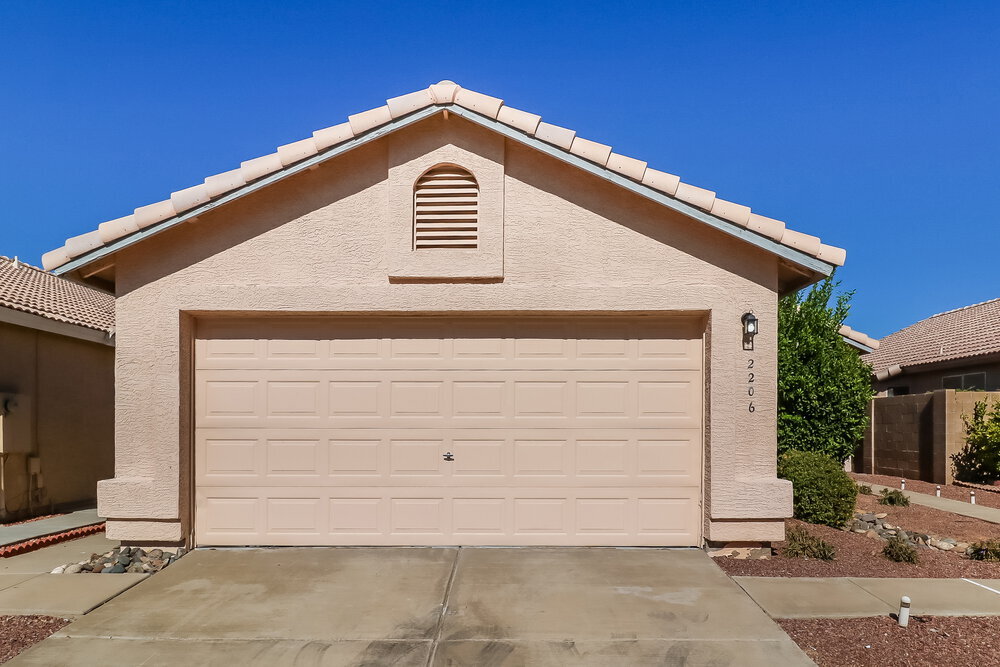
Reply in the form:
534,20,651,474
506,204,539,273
0,615,69,664
716,518,1000,578
852,473,1000,509
779,616,1000,667
854,493,999,543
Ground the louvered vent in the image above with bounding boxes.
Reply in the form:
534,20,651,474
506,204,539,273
413,166,479,249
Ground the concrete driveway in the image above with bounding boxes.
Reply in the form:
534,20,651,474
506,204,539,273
11,547,810,666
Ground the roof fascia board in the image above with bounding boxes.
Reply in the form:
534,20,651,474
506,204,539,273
55,103,834,277
53,104,443,276
842,335,875,354
448,106,834,276
0,306,115,346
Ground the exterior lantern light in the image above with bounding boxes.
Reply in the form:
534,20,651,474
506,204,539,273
742,312,758,350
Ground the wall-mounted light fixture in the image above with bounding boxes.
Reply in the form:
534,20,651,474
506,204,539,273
742,312,758,351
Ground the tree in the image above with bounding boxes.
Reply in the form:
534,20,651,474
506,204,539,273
778,275,873,463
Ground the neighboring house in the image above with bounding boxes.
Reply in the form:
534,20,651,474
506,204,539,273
0,256,114,521
867,298,1000,396
43,81,846,548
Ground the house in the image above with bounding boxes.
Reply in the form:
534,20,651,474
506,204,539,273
867,298,1000,396
42,81,846,548
0,256,114,521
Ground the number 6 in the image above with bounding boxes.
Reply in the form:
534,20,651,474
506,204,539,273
748,402,755,413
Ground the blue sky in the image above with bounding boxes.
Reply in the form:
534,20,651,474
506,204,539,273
1,1,997,338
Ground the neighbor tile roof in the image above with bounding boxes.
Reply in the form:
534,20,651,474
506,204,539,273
865,298,1000,374
42,80,847,272
0,256,114,333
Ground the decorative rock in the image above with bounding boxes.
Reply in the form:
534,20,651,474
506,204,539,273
937,542,956,551
860,513,877,522
64,564,83,574
864,529,882,540
149,549,164,560
109,563,126,573
50,566,65,574
956,542,970,551
875,513,888,519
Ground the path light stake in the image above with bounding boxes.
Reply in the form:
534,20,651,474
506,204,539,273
936,485,941,498
898,596,911,627
971,490,976,505
901,479,906,490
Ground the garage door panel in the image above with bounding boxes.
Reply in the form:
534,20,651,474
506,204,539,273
196,316,704,372
195,487,701,546
197,428,701,488
197,370,701,429
195,315,703,546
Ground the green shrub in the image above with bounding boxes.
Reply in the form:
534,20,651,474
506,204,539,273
784,526,837,561
878,489,910,507
883,535,919,564
856,484,873,495
778,276,874,463
778,450,858,528
952,400,1000,483
967,540,1000,562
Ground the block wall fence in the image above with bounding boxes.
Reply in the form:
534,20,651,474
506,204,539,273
860,389,1000,483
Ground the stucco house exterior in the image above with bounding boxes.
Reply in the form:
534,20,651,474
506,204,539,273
0,256,115,520
43,81,846,548
869,298,1000,396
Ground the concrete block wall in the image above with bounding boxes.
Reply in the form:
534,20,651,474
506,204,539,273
863,390,1000,484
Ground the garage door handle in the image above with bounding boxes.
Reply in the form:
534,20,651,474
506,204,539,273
443,452,455,461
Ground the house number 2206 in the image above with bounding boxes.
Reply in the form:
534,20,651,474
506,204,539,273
746,359,755,413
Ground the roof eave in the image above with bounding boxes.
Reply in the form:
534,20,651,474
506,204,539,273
53,104,836,281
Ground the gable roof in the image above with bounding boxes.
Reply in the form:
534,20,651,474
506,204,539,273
43,80,846,277
0,256,114,334
866,298,1000,376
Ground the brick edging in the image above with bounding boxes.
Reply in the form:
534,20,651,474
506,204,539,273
0,523,106,558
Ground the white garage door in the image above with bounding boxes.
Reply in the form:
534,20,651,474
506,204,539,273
194,316,703,546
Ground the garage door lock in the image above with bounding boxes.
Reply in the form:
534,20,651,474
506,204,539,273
443,452,455,461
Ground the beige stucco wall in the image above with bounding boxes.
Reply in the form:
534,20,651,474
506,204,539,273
101,113,791,544
0,320,114,519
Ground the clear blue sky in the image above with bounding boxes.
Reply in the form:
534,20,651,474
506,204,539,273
1,1,997,338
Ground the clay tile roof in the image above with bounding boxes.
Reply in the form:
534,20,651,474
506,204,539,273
41,80,847,273
0,256,114,333
838,324,880,351
865,298,1000,374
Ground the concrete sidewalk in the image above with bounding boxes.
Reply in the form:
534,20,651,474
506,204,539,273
0,533,147,616
0,510,104,548
736,576,1000,618
868,482,1000,525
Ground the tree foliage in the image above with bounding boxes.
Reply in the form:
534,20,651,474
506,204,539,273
778,276,873,463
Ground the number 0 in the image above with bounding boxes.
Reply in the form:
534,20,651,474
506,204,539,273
748,402,755,413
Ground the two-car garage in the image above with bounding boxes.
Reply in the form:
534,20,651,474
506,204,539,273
194,315,704,547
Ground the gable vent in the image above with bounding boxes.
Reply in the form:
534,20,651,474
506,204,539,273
413,165,479,249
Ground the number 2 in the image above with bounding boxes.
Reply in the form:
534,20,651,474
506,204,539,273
747,372,755,383
747,359,754,369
